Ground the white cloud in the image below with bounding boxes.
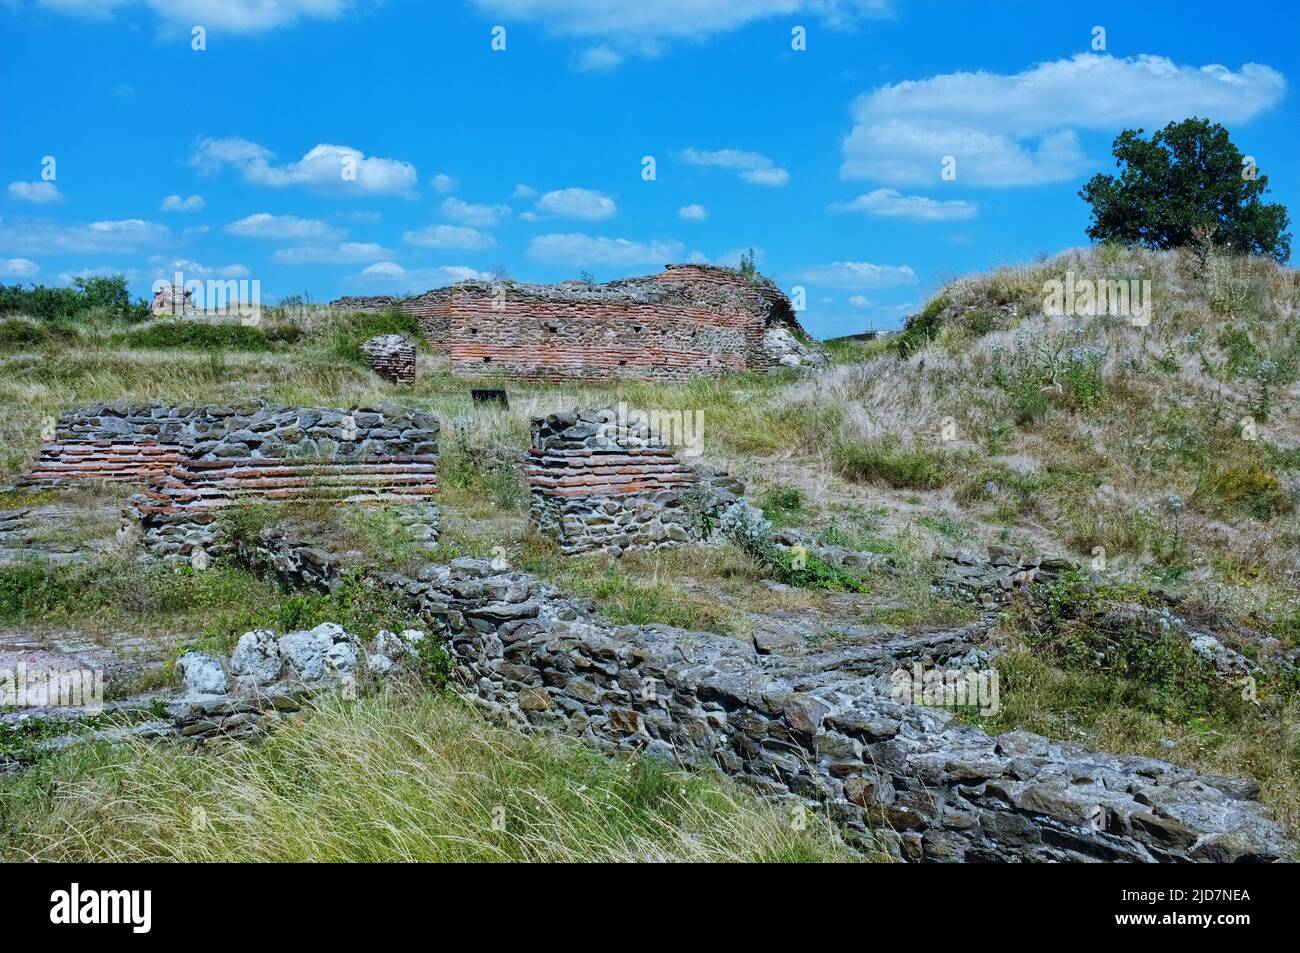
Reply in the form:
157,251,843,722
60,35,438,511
513,184,538,199
441,196,511,228
0,219,169,254
403,224,496,250
352,261,491,292
527,233,684,267
831,188,977,222
792,261,917,290
535,187,617,221
0,258,39,278
680,148,789,186
160,193,205,212
848,295,872,307
37,0,362,33
677,203,708,221
842,53,1287,187
272,242,390,264
151,257,250,279
465,1,891,63
225,213,344,241
192,138,417,196
430,173,458,195
576,45,623,72
7,181,63,204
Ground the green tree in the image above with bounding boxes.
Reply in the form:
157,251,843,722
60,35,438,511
1079,118,1291,263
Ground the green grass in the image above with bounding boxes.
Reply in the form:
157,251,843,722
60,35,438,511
0,692,861,862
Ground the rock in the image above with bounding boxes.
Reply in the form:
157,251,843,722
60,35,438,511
178,651,229,695
280,622,357,682
229,628,284,685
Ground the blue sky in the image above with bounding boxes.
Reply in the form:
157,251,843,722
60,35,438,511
1,0,1296,337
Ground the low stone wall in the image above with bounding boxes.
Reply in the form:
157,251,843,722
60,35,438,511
128,404,441,564
361,334,417,384
527,409,734,555
237,528,1289,863
19,402,258,486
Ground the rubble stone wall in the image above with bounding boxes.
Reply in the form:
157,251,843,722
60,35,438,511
239,528,1289,863
361,334,417,384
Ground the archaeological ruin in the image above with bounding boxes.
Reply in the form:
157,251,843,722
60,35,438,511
335,263,822,381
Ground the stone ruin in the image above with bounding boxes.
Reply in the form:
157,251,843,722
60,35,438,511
527,408,741,555
150,282,194,316
335,263,824,381
361,334,417,384
19,401,440,565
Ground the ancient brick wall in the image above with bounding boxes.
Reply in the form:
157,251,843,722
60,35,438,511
336,264,819,381
361,334,417,384
20,403,258,486
527,408,740,555
130,405,441,563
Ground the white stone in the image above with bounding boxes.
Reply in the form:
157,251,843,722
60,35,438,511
178,651,229,695
229,628,284,685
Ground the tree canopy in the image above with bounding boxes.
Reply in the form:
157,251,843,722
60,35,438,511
1079,118,1291,263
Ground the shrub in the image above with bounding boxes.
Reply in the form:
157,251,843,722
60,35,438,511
831,434,952,490
1197,460,1293,520
122,322,301,351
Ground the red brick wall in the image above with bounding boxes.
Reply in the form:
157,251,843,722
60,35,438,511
384,265,800,381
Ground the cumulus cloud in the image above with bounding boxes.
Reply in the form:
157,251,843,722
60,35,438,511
535,188,617,221
680,148,789,186
792,261,917,290
36,0,364,33
831,188,977,221
272,242,390,264
403,224,496,251
160,193,205,212
677,204,708,221
7,181,63,204
192,138,417,196
151,257,250,280
441,196,511,228
0,218,169,255
841,53,1287,187
0,258,39,278
513,184,538,199
225,212,344,241
430,173,458,195
351,261,491,292
527,233,683,267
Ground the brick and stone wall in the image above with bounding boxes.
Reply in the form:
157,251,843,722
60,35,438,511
20,402,259,486
361,334,417,384
130,404,440,563
336,264,821,381
527,408,740,555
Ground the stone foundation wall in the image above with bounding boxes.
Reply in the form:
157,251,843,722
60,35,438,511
336,264,820,381
527,408,727,555
237,528,1288,863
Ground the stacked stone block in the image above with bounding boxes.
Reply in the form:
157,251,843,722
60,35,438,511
361,334,417,384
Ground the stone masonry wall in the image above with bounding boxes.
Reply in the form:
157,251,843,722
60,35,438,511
238,528,1289,863
20,402,263,486
336,264,819,381
125,404,440,564
361,334,417,384
528,408,723,555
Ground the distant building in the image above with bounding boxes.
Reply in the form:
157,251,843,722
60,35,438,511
151,283,193,316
